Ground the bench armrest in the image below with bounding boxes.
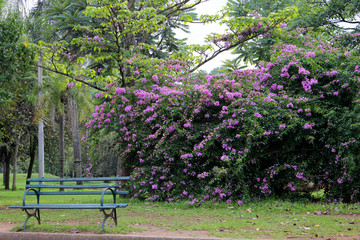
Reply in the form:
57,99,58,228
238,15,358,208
100,187,116,206
23,188,40,206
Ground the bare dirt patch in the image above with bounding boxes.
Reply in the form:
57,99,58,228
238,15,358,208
0,222,15,232
129,223,214,238
2,215,360,240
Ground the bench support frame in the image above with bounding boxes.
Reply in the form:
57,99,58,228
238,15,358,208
101,208,117,230
23,208,41,230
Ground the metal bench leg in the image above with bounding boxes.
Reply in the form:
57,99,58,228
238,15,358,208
23,209,41,230
101,209,117,230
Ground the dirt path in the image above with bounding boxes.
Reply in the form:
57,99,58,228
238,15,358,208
0,221,215,238
1,221,360,239
0,222,14,232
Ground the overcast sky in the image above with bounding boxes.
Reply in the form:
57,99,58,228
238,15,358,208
175,0,233,72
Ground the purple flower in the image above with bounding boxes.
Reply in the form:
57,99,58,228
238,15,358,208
184,122,192,128
182,190,188,196
304,123,312,129
305,52,315,58
254,112,262,118
152,184,158,189
124,105,132,112
152,75,159,81
279,124,286,131
115,88,126,95
237,200,243,206
298,67,310,75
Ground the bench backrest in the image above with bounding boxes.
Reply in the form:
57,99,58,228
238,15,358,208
26,176,130,195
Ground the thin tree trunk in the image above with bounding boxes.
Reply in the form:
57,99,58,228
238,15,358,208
38,55,44,179
72,100,82,184
27,132,36,184
4,152,10,190
2,162,5,186
59,112,65,190
12,141,19,191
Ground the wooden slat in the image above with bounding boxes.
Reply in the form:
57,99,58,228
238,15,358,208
9,204,128,209
26,184,119,189
26,177,130,182
26,191,129,196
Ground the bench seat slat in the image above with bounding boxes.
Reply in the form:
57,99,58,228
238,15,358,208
9,204,128,209
26,184,118,189
27,177,130,182
26,191,129,196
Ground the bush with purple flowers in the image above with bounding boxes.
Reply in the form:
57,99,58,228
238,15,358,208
85,30,360,204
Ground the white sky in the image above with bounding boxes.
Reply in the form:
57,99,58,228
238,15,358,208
175,0,233,72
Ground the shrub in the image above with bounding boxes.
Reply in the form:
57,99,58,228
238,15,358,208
85,31,360,203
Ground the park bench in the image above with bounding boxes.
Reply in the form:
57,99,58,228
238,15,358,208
9,176,130,230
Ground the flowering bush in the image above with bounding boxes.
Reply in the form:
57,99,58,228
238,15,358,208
85,30,360,204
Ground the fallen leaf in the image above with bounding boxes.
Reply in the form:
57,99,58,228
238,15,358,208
349,221,355,224
247,208,252,212
315,224,320,227
70,228,80,234
304,227,311,230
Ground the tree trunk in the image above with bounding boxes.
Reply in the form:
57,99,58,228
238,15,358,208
1,145,11,190
38,55,44,179
27,132,37,184
59,112,65,190
4,152,10,190
2,162,5,186
12,141,19,191
72,99,82,184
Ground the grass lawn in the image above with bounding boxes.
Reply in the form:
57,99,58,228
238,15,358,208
1,174,360,239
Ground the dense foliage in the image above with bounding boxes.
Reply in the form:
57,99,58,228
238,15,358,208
85,29,360,204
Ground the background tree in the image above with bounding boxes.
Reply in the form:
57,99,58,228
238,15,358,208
227,0,360,66
0,11,35,190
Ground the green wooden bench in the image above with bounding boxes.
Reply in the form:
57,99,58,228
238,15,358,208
9,176,130,230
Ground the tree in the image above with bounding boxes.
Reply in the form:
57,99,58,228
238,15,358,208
0,11,35,190
227,0,360,66
27,0,92,180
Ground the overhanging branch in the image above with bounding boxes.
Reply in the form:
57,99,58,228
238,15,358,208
38,65,107,92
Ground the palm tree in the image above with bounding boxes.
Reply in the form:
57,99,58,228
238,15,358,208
28,0,90,181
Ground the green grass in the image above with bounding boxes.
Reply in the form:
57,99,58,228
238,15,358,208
1,174,360,238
